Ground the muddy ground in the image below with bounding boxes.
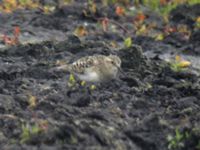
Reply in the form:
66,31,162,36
0,1,200,150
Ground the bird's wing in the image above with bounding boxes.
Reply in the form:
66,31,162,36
71,55,102,74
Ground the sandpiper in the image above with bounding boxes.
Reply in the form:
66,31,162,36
55,54,122,82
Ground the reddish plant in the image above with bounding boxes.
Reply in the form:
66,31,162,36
2,26,20,45
101,17,109,32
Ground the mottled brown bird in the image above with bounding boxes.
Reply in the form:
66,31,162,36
56,54,122,82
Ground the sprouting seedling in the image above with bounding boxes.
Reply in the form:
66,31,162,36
81,81,86,86
88,0,97,14
124,37,132,48
169,55,191,72
155,33,164,41
90,84,96,90
20,120,48,143
20,123,41,143
68,74,76,87
82,0,97,17
41,5,56,14
135,24,148,36
74,26,88,37
167,128,190,150
81,80,96,90
20,123,31,143
195,16,200,29
28,94,37,109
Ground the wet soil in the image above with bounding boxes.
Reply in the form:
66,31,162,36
0,1,200,150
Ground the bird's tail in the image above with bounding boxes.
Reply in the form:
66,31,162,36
56,64,69,71
50,64,70,72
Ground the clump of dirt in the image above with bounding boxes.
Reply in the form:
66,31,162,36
0,39,199,150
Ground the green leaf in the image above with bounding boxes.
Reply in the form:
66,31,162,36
124,37,132,48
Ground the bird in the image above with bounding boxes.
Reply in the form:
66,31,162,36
54,54,122,82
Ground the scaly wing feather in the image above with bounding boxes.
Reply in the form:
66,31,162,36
70,55,104,74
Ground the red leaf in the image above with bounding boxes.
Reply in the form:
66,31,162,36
101,17,109,32
14,26,20,37
135,13,146,22
115,6,125,16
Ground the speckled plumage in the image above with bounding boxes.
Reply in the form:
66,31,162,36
56,54,122,82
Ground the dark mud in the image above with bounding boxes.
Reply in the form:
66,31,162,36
0,1,200,150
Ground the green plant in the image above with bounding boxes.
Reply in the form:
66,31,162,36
142,0,160,11
142,0,175,17
141,0,200,17
159,2,177,16
169,55,191,72
68,74,76,87
90,84,96,90
102,0,117,5
195,17,200,29
170,62,185,72
124,37,132,48
20,123,41,143
167,128,190,150
187,0,200,5
101,0,130,6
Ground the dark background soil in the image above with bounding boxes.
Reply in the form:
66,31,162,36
0,1,200,150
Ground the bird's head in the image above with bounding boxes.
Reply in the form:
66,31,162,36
106,55,121,68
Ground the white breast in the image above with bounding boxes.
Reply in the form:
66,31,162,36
76,71,100,82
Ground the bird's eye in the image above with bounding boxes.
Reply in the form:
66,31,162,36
111,61,115,64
